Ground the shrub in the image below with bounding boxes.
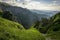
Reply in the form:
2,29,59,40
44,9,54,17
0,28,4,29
2,11,14,21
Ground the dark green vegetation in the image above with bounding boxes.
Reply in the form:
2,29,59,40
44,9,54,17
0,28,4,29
34,18,50,34
2,11,14,21
47,12,60,40
0,10,16,22
34,12,60,40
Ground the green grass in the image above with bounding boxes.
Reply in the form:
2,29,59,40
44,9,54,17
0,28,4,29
0,17,45,40
18,28,45,40
47,31,60,40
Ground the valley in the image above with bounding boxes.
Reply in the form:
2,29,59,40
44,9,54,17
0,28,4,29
0,2,60,40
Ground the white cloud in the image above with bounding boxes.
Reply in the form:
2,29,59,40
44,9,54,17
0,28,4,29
0,0,60,11
50,0,58,6
25,0,31,2
25,1,60,11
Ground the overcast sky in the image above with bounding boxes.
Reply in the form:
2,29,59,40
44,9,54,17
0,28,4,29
0,0,60,11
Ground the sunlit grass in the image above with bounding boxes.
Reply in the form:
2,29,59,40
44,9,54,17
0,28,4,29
0,17,45,40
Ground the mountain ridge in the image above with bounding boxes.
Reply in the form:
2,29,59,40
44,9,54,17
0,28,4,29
31,10,58,17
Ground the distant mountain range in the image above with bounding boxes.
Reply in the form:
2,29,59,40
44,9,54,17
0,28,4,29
0,2,59,28
31,10,58,17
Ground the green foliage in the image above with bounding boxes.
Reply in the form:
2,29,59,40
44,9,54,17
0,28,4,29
0,17,45,40
2,11,14,21
34,12,60,40
0,10,15,21
34,18,50,34
0,2,10,7
39,18,50,33
0,9,3,17
47,12,60,40
34,21,40,29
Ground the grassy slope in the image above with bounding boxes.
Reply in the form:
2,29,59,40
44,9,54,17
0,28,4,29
47,13,60,40
0,17,45,40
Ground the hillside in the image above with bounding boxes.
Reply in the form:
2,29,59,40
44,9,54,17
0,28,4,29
31,12,60,40
47,12,60,40
0,17,45,40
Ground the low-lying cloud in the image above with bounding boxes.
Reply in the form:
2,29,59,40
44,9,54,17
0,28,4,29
0,0,60,11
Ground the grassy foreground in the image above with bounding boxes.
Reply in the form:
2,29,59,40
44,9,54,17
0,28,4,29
0,17,45,40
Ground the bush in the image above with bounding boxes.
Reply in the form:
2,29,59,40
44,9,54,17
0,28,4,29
0,9,3,17
2,11,14,21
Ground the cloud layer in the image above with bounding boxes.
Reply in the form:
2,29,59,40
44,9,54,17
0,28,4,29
0,0,60,11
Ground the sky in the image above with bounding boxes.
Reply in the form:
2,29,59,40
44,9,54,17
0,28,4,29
0,0,60,11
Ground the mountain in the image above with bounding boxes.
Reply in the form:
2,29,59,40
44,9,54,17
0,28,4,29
31,10,58,17
0,2,49,28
